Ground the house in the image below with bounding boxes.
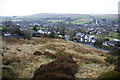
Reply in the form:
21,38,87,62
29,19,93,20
75,33,84,38
90,37,97,43
74,32,97,43
38,29,45,34
84,34,90,42
108,41,118,47
58,35,63,38
88,35,96,43
74,33,85,42
102,41,108,46
103,40,120,49
2,32,11,37
0,24,2,26
20,26,29,31
38,29,51,34
30,30,40,37
65,35,70,41
18,29,40,37
113,39,120,42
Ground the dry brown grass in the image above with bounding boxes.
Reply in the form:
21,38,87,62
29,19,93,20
2,37,114,78
2,37,29,45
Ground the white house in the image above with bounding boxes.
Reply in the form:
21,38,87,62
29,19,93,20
103,40,120,49
74,32,97,43
38,29,44,34
113,39,120,42
103,42,109,46
20,26,28,31
58,35,63,38
38,29,51,34
65,35,70,41
3,32,11,37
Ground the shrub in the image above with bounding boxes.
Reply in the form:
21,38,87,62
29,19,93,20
33,51,42,55
57,52,65,56
2,67,18,80
100,70,120,78
2,56,21,65
32,54,78,80
94,39,103,48
21,30,32,40
44,52,57,58
45,55,53,59
32,26,38,31
49,31,55,38
100,54,105,57
109,48,120,56
104,56,117,64
114,56,120,72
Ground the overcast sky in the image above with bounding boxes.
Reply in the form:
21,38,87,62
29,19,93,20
0,0,119,16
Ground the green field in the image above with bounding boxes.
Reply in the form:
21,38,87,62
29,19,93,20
104,37,115,40
109,32,118,38
93,33,119,40
71,18,93,24
47,20,63,22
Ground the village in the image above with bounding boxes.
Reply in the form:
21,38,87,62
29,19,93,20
1,14,120,51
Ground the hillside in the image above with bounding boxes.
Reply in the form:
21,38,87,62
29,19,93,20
21,13,118,19
2,37,114,79
0,13,118,22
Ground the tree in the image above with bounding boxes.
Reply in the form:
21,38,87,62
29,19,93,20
67,30,76,41
76,28,88,34
118,33,120,39
116,28,120,39
94,39,103,48
2,26,8,33
21,30,32,40
109,47,120,56
32,26,37,31
2,21,15,27
2,21,21,36
50,31,55,38
59,26,65,36
58,23,67,36
2,67,18,80
94,38,109,48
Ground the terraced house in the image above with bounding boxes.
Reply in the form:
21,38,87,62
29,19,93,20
74,32,97,43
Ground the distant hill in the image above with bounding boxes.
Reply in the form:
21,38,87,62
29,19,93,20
0,13,118,22
20,13,118,20
92,14,118,19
